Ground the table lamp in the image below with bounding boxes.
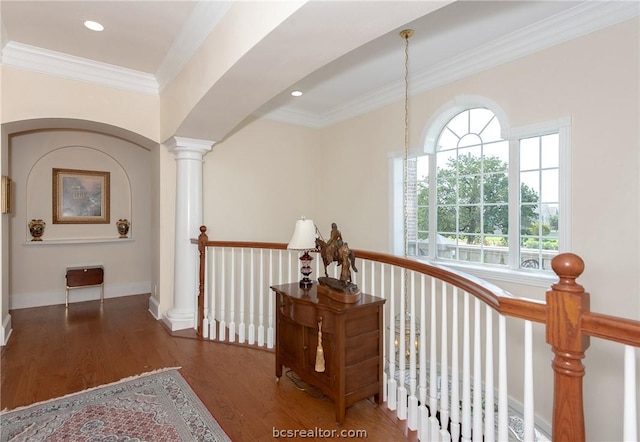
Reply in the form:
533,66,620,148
287,217,317,288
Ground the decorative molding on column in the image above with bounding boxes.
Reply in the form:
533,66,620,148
166,136,214,156
164,136,214,332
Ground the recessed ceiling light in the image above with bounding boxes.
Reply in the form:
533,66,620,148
84,20,104,32
290,90,303,97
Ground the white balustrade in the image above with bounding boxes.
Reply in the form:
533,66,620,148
623,345,637,442
196,242,637,442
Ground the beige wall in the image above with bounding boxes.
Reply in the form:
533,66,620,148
204,118,323,243
1,67,160,143
0,64,9,344
9,130,152,308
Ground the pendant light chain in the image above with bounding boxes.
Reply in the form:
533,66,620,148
400,29,414,329
401,29,413,259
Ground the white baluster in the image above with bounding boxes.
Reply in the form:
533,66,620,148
498,315,508,442
624,345,637,441
219,248,226,341
258,250,265,347
381,264,388,403
461,291,471,442
484,306,494,442
450,287,460,442
209,247,217,340
472,298,482,441
267,250,275,348
397,270,408,420
429,277,439,438
202,247,211,339
202,313,209,338
238,249,246,343
408,271,418,430
228,248,236,342
370,260,375,296
418,274,429,440
523,320,534,441
387,267,397,410
439,281,450,440
360,258,366,293
248,249,256,345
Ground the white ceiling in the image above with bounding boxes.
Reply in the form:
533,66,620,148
1,1,638,130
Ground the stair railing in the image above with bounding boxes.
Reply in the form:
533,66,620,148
194,225,640,441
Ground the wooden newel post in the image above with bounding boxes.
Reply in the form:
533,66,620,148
546,253,590,442
197,225,209,337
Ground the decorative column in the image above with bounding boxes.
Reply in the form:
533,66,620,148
165,136,213,331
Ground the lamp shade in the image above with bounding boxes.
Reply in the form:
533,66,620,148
287,217,316,251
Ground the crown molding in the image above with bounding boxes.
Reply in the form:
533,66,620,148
0,1,230,95
1,41,159,95
0,1,636,119
265,1,640,128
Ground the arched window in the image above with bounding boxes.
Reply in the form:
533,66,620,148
398,97,570,282
433,108,509,265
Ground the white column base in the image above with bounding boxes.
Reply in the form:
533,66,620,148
163,308,195,331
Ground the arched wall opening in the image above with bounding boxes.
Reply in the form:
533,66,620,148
1,118,157,313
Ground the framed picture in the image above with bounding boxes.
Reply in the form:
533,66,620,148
53,168,110,224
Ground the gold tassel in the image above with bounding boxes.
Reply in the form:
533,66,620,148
315,317,325,372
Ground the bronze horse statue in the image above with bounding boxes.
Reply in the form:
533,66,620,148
315,237,358,283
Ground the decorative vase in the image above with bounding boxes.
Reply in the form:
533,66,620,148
116,219,130,238
28,219,46,241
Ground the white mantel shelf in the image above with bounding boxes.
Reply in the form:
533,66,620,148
24,238,134,245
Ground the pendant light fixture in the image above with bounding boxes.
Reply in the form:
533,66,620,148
391,29,421,372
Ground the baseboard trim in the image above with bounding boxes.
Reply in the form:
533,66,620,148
1,313,12,346
148,295,161,319
9,281,151,310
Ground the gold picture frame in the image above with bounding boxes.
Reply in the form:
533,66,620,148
53,168,110,224
1,176,12,214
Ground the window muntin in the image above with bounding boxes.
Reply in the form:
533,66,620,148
519,133,560,270
434,109,510,266
407,107,563,274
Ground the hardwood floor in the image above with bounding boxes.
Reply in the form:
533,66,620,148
1,294,416,441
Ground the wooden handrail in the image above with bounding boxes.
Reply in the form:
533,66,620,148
195,226,640,442
582,313,640,346
194,226,544,317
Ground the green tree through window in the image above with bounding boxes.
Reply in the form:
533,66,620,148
427,155,538,245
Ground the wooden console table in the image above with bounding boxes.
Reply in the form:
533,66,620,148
65,266,104,307
271,283,386,424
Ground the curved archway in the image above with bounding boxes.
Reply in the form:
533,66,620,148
2,118,158,151
2,117,156,315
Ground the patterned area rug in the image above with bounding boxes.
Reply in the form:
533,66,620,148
0,368,230,441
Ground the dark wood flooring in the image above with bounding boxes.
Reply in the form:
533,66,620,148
1,294,416,441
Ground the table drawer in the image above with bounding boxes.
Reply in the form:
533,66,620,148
66,267,104,287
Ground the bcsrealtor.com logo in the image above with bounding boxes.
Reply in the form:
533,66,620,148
272,427,368,438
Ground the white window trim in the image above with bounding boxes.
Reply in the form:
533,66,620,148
508,116,572,256
390,95,572,288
